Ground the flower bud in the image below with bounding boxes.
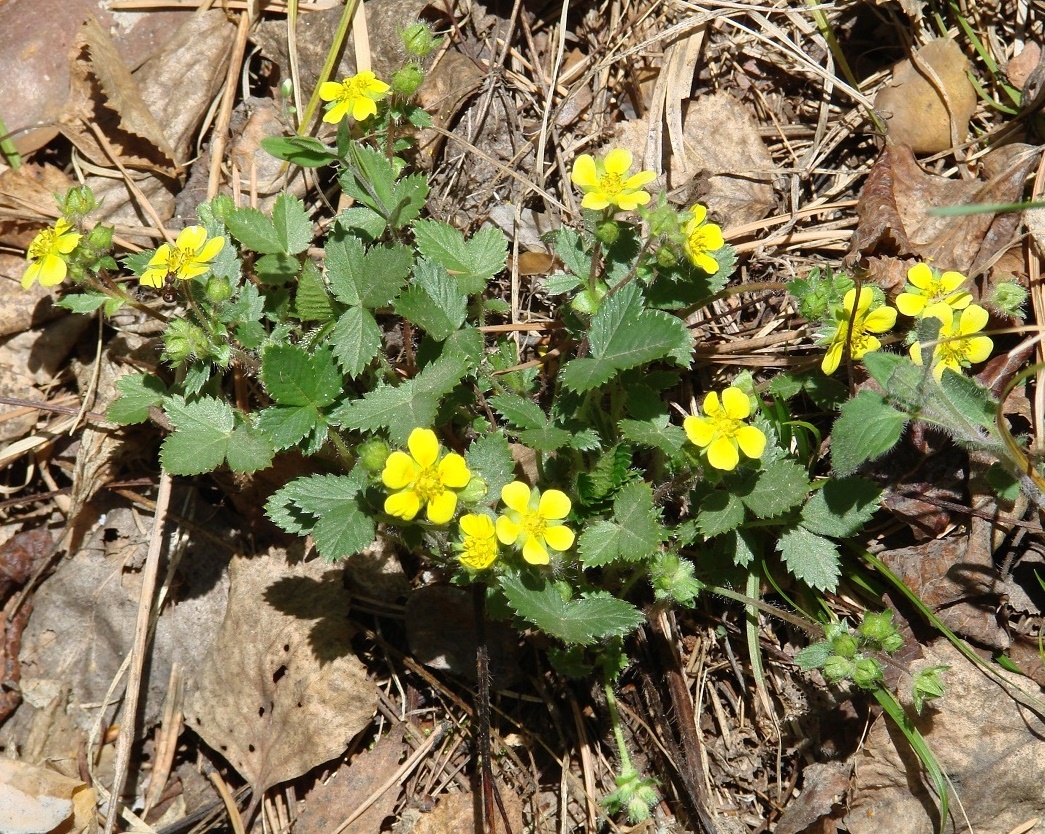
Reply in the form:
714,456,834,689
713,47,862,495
204,275,233,304
358,438,391,474
831,633,859,659
457,476,488,504
989,280,1027,318
822,655,853,684
857,610,897,649
595,219,620,246
401,22,441,57
392,63,425,97
86,223,114,253
60,186,98,221
655,246,678,269
852,657,883,689
570,283,607,315
163,319,208,364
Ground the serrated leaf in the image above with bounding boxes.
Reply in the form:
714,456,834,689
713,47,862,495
560,284,692,393
517,426,574,452
339,144,399,219
325,235,411,308
442,326,484,366
794,641,833,670
272,194,312,255
226,206,283,254
294,259,335,322
576,445,631,505
226,422,275,473
332,353,469,444
413,220,507,295
394,258,467,340
56,291,110,313
489,393,548,430
261,344,342,407
696,490,746,537
255,252,301,284
777,526,841,591
259,135,338,167
182,363,212,397
618,418,687,458
107,373,168,425
499,572,644,645
938,369,998,430
264,473,373,560
328,306,382,377
831,390,907,475
579,481,665,567
738,459,810,518
542,272,582,295
258,404,325,451
549,227,590,278
160,396,235,475
465,431,515,498
801,477,881,538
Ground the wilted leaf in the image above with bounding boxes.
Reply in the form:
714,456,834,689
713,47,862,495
0,759,96,834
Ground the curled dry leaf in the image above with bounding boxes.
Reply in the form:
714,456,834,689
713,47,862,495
874,38,977,154
846,142,1038,277
0,758,97,834
185,551,376,807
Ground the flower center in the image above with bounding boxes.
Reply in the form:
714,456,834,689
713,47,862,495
521,510,547,539
937,337,970,365
711,414,742,439
412,465,444,503
598,172,624,196
339,78,367,102
28,229,57,260
687,229,709,255
464,535,497,566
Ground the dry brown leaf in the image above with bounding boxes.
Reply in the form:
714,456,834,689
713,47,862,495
874,38,977,154
62,17,178,173
774,762,851,834
670,91,777,226
0,758,97,834
294,724,408,834
185,550,376,805
846,142,1039,277
415,50,486,166
0,164,74,250
844,640,1045,834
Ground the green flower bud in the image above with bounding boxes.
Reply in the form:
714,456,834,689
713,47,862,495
911,664,948,713
822,655,853,684
400,21,441,57
595,219,620,246
831,633,859,659
392,63,425,97
881,632,904,654
457,475,488,504
60,186,98,221
163,319,208,364
858,610,897,649
208,194,236,225
204,275,233,304
358,438,391,474
989,280,1027,318
655,246,678,269
570,282,607,315
852,657,883,689
86,223,114,253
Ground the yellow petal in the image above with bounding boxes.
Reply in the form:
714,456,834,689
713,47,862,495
706,436,740,471
55,231,81,255
615,191,650,210
964,335,993,364
543,523,575,552
571,155,598,189
580,192,610,211
139,268,165,288
501,481,532,513
496,514,521,545
460,513,494,539
720,387,751,420
939,271,966,293
538,489,571,520
688,204,708,226
603,148,633,175
851,335,881,359
21,260,43,289
407,428,440,468
701,390,723,418
323,99,350,123
178,262,210,281
37,254,67,287
736,425,767,460
907,262,933,289
958,305,989,335
438,453,471,489
176,226,208,252
699,224,724,251
852,287,874,314
382,450,417,489
822,340,843,374
426,490,457,525
683,415,715,447
623,169,656,190
198,235,225,262
910,341,924,365
693,252,719,274
521,535,550,565
863,306,896,333
895,293,926,317
319,81,344,101
351,96,379,121
385,489,420,520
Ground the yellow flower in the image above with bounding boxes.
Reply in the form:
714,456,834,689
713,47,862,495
895,262,972,319
821,287,897,375
570,149,656,211
910,304,993,381
495,481,575,565
683,387,767,471
457,513,499,570
21,218,81,289
318,71,391,123
140,226,225,288
382,428,472,524
681,204,724,274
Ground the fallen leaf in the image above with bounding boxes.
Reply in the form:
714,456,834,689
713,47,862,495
1006,43,1042,89
0,758,96,834
846,142,1039,277
844,639,1045,834
185,550,376,810
775,762,851,834
874,39,977,153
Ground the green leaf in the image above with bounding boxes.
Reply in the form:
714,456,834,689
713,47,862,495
55,290,111,313
254,252,302,284
777,526,840,591
182,363,212,397
516,426,574,452
738,459,810,518
260,135,338,167
332,353,469,444
328,306,382,378
696,490,746,537
394,258,467,340
618,417,687,458
831,390,907,475
938,369,998,431
225,422,276,473
257,404,327,452
560,284,692,393
499,572,644,645
294,258,335,322
489,393,548,430
107,373,168,425
339,145,399,218
412,220,507,295
464,431,515,498
265,472,374,560
542,273,582,295
800,477,881,538
160,396,274,475
261,344,342,407
272,194,311,255
325,235,412,308
579,481,666,567
226,206,282,254
549,227,591,278
576,444,631,505
794,641,833,670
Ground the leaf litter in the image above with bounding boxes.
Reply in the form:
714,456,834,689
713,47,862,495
1,1,1045,833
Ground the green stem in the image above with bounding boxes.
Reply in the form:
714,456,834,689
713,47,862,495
603,673,633,774
0,114,22,170
297,0,361,136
